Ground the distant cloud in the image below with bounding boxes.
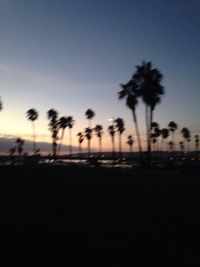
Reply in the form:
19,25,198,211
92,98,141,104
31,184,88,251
0,64,11,74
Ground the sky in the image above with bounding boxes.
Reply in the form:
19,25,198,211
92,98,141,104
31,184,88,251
0,0,200,153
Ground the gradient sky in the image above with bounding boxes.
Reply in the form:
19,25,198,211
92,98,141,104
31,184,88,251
0,0,200,152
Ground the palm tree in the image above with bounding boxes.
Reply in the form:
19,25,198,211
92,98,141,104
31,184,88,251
114,118,125,159
85,127,92,157
47,109,59,159
0,97,2,111
181,127,190,153
151,122,161,152
94,124,103,156
132,61,164,161
118,80,142,158
26,108,38,155
168,121,178,151
16,138,25,157
77,132,84,158
168,141,174,152
194,135,199,152
179,141,184,153
85,109,95,128
58,116,68,153
66,116,75,159
161,128,169,152
108,125,116,160
127,135,134,155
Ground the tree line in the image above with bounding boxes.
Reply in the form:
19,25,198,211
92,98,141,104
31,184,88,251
0,61,199,161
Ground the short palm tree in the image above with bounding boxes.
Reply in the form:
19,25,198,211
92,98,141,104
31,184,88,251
85,127,92,157
168,121,178,151
108,125,116,160
94,124,103,156
66,116,75,158
168,141,174,152
118,80,142,157
114,118,125,159
47,109,59,159
26,108,38,155
181,127,190,153
179,141,184,153
127,135,134,154
0,97,2,111
151,122,161,151
194,135,199,152
77,132,84,158
161,128,169,152
16,138,25,157
58,116,68,153
85,109,95,128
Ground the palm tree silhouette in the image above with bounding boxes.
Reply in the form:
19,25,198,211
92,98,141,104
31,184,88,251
168,141,174,152
16,138,25,157
94,124,103,157
114,118,125,159
84,127,92,157
66,116,75,159
181,127,190,153
108,125,116,160
26,108,38,155
85,109,95,128
58,116,68,153
133,61,164,161
179,141,184,153
168,121,178,151
47,109,59,159
127,135,134,155
77,132,84,158
161,128,169,152
151,122,161,152
194,135,199,152
118,80,142,158
0,97,2,112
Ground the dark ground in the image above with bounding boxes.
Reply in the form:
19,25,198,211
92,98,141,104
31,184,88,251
0,165,200,266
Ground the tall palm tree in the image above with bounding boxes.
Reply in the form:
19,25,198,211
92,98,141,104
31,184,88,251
161,128,169,152
168,121,178,151
47,109,59,159
194,135,199,152
133,61,164,160
66,116,75,159
114,118,125,159
85,127,92,157
108,125,116,160
94,124,103,156
77,132,84,158
26,108,38,155
127,135,134,154
181,127,190,153
85,109,95,128
58,116,68,153
118,80,142,158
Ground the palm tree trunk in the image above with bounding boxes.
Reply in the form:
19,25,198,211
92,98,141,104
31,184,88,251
112,135,115,161
58,129,64,154
88,140,91,157
119,133,122,159
132,110,142,160
69,128,72,160
79,143,82,159
99,137,102,157
32,121,36,155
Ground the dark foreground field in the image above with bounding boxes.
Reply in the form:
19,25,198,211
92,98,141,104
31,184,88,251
0,165,200,266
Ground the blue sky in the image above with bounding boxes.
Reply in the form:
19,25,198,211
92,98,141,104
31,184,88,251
0,0,200,151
